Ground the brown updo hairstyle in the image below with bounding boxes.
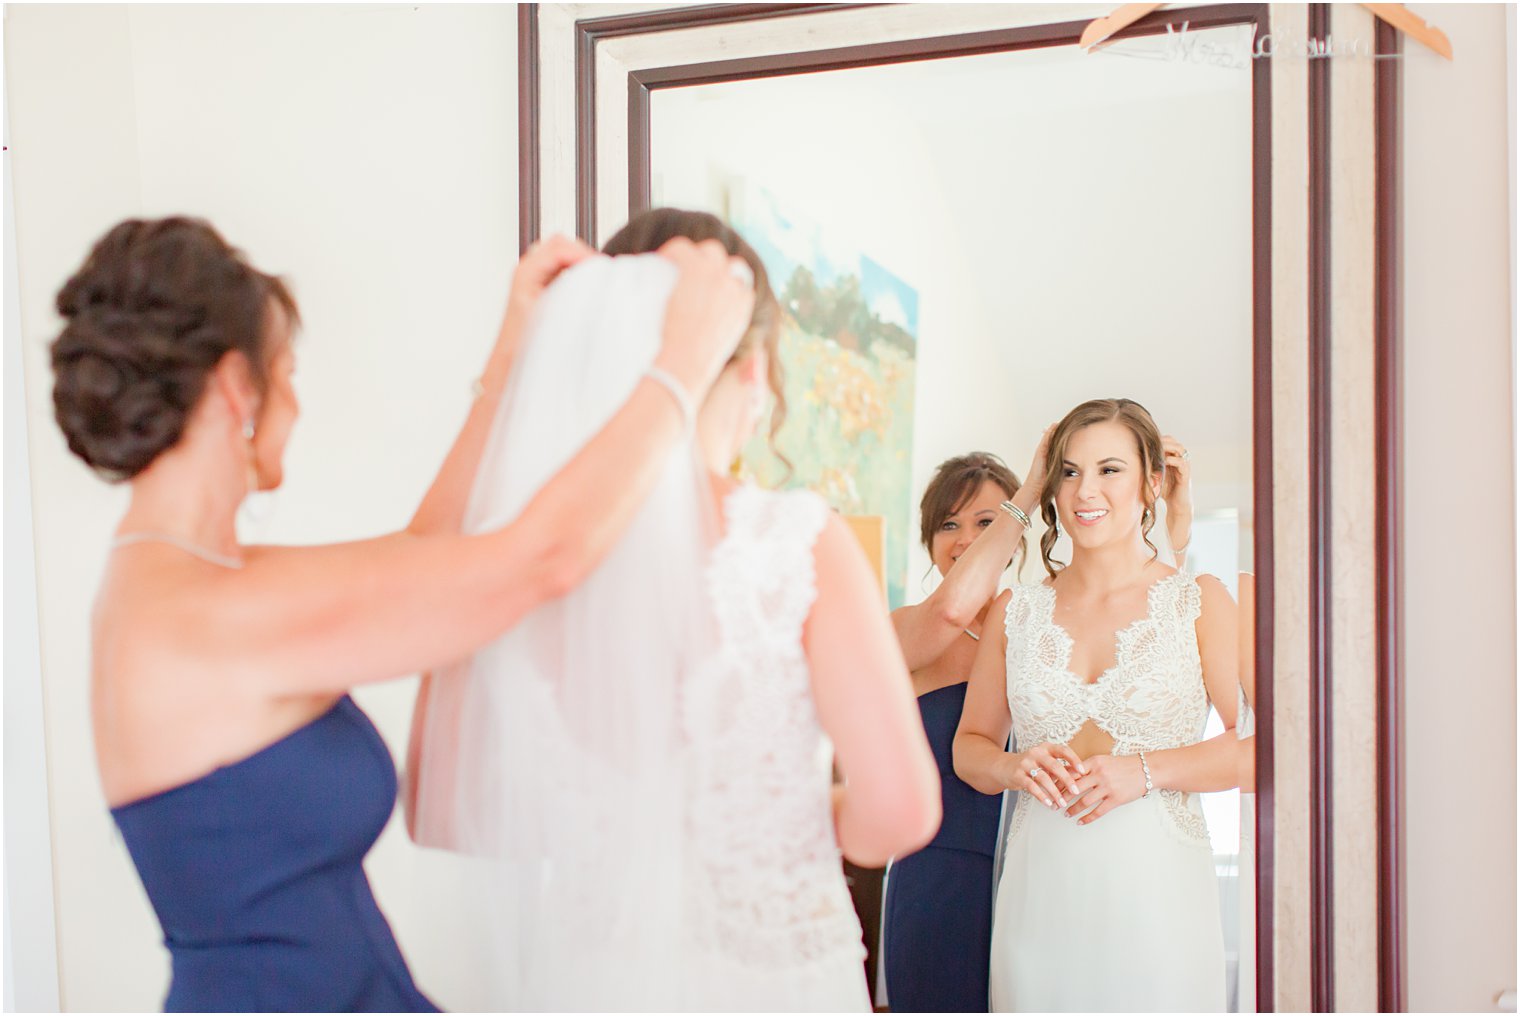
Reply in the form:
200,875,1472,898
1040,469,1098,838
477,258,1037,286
50,217,299,482
1037,397,1165,578
601,208,788,465
919,451,1027,578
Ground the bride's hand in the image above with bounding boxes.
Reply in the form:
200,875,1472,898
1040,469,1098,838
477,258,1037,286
1001,742,1086,810
1063,752,1148,824
1159,435,1193,509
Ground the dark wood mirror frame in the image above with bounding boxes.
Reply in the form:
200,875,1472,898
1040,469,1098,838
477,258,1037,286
516,5,1406,1010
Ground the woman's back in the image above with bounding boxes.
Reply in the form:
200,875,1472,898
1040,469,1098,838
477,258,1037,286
682,484,867,1009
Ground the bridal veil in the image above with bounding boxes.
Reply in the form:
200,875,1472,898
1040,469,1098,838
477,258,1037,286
410,253,718,1010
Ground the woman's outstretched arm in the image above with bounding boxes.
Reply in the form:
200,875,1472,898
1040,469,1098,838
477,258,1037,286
892,429,1050,671
891,509,1031,671
166,238,751,700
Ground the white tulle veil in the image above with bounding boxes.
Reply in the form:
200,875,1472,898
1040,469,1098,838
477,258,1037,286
410,253,719,1010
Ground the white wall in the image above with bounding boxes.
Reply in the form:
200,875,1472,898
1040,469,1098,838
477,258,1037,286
5,5,517,1010
1402,5,1518,1011
4,77,63,1014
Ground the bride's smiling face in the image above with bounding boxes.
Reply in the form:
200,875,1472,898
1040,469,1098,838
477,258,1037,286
1054,421,1160,551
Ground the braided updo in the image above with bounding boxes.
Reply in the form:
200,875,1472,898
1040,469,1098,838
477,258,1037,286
50,217,298,481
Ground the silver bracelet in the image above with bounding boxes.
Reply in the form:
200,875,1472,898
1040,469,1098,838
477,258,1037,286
999,499,1033,529
1137,750,1154,798
643,366,695,433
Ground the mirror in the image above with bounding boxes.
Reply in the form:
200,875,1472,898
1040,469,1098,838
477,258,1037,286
649,23,1258,1012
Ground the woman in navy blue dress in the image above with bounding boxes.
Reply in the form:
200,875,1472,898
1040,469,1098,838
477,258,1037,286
884,451,1039,1013
51,218,753,1010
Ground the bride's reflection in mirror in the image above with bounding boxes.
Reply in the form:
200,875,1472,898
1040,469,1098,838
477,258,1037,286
882,432,1203,1012
954,399,1242,1012
648,21,1258,1012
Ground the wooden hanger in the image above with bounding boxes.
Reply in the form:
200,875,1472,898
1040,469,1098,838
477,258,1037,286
1079,3,1453,59
1359,4,1453,59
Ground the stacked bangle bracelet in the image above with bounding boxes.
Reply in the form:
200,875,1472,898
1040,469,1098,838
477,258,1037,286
999,499,1033,528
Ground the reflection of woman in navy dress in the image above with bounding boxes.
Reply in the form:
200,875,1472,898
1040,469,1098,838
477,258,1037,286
885,452,1038,1012
51,219,745,1010
884,681,1005,1011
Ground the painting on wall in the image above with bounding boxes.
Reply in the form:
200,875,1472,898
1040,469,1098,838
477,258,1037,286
729,182,919,608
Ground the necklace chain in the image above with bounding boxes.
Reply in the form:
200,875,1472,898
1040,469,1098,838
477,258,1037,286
111,531,244,570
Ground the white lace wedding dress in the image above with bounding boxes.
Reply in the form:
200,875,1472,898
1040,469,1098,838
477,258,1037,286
989,571,1226,1013
410,246,867,1012
680,484,870,1011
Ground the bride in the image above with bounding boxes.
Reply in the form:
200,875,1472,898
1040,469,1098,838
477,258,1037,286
953,398,1240,1013
406,209,940,1011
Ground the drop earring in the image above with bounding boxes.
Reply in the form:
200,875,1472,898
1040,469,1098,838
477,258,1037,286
242,419,258,494
239,417,276,529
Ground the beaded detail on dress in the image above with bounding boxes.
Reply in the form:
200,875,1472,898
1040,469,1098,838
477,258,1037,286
1002,571,1212,848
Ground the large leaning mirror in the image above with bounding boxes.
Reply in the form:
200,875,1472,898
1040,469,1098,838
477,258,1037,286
645,21,1259,1013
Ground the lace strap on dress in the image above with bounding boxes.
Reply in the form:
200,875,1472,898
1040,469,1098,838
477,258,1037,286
1164,569,1205,626
1001,583,1034,642
719,486,830,638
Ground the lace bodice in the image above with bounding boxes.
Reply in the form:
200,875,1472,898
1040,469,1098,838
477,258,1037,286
1003,571,1212,847
681,485,864,972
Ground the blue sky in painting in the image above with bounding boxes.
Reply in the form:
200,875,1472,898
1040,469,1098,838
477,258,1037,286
734,182,919,344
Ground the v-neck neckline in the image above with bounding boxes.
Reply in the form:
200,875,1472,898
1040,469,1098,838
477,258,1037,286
1037,571,1186,686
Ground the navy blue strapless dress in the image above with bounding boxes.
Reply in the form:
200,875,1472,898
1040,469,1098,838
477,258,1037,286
883,681,1003,1013
110,696,438,1013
